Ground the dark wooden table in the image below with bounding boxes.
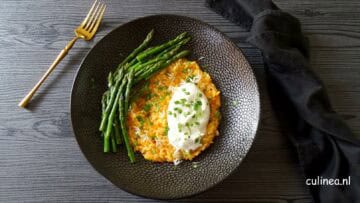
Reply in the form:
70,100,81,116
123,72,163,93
1,0,359,202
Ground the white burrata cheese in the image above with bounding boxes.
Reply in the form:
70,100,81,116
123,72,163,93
167,82,210,156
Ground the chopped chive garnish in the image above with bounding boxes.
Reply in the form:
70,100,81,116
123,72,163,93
215,111,221,119
195,137,200,143
146,93,152,100
182,68,189,73
136,116,145,127
158,85,166,91
165,125,169,136
159,96,166,102
194,100,202,111
185,75,196,83
143,103,152,112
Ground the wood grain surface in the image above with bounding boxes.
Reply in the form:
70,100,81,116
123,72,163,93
0,0,359,202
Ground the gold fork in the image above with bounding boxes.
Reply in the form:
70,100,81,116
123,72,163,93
19,0,106,108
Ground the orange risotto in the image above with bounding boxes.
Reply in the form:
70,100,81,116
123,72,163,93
127,58,221,162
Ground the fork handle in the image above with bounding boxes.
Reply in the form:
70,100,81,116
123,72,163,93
18,36,79,108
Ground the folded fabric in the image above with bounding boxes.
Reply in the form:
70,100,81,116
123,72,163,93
206,0,360,202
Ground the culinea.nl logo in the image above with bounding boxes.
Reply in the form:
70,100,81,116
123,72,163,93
306,176,351,186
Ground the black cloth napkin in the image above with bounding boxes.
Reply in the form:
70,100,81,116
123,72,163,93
206,0,360,202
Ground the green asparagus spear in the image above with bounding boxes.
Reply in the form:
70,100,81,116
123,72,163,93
118,74,136,162
154,37,190,58
110,131,117,152
100,91,110,136
106,29,154,83
114,118,122,144
124,69,134,112
101,91,109,117
103,70,126,152
132,37,190,76
99,69,124,131
133,45,182,77
116,29,154,71
123,58,139,71
135,50,190,83
136,32,187,61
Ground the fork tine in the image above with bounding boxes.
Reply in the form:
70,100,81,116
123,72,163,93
81,0,98,27
86,3,105,32
88,4,106,33
84,2,101,30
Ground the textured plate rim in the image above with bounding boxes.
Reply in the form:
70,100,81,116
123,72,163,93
70,14,261,200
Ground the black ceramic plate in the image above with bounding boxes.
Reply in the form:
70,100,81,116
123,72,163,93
71,15,260,199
